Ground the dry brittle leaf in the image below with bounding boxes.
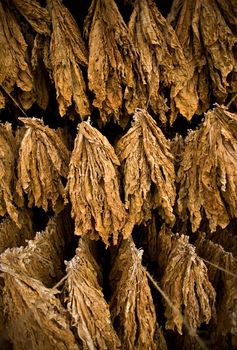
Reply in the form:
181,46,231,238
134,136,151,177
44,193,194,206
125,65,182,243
177,105,237,232
11,0,50,35
65,238,121,349
161,234,216,334
0,209,33,347
168,0,237,115
16,117,70,212
0,209,33,254
0,214,68,288
1,272,78,350
116,109,176,237
0,123,20,225
66,121,126,245
0,0,33,108
84,0,144,125
110,238,165,349
128,0,197,124
195,233,237,337
47,0,90,118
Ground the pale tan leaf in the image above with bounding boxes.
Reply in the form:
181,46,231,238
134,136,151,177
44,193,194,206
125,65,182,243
0,1,33,108
168,0,237,114
161,234,216,334
128,0,198,124
116,109,176,237
65,238,121,349
66,121,126,245
47,0,90,118
84,0,144,125
1,272,79,350
177,105,237,232
16,118,70,212
110,238,166,349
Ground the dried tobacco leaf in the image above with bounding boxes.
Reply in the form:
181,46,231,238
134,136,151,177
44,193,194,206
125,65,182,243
110,238,166,350
195,233,237,337
0,1,33,109
168,0,237,115
1,272,78,350
128,0,197,124
0,214,68,288
161,234,216,334
65,238,121,349
0,123,20,225
11,0,50,35
66,121,126,245
16,117,70,212
0,209,33,254
177,105,237,232
47,0,90,118
84,0,144,125
116,109,176,237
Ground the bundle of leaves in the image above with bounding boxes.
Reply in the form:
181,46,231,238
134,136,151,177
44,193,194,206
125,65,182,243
116,109,176,237
64,238,121,349
177,105,237,232
84,0,145,125
0,213,77,349
167,0,237,116
66,121,126,245
109,238,167,349
47,0,90,118
161,234,216,334
128,0,196,124
0,0,33,109
16,117,70,212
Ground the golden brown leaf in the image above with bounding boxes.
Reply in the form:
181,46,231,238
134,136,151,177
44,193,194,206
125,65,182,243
116,109,176,237
16,117,70,212
11,0,50,35
1,273,79,350
177,105,237,232
84,0,144,124
128,0,197,124
109,238,166,350
161,234,216,334
65,238,121,349
66,121,126,245
0,214,68,288
47,0,90,118
168,0,237,114
0,209,33,255
0,1,33,109
196,233,237,337
0,123,20,225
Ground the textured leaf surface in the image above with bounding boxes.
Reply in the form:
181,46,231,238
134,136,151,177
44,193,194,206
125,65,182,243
0,1,33,108
129,0,197,123
67,121,126,245
65,238,121,349
47,0,90,118
177,105,237,232
116,109,176,237
161,235,216,334
16,118,70,212
110,238,166,349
